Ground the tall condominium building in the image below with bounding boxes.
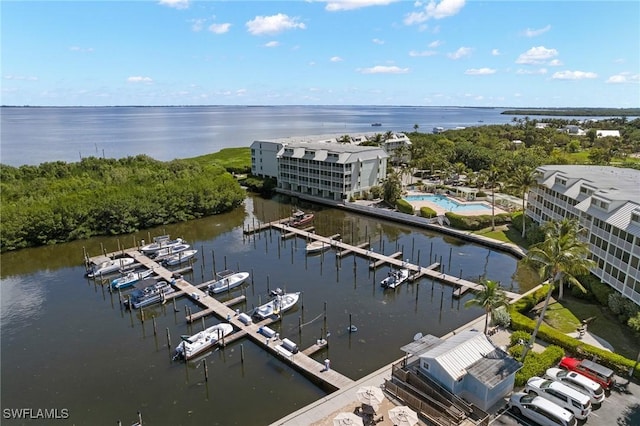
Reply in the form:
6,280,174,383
250,133,409,201
526,165,640,306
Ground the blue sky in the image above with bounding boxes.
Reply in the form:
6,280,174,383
2,0,639,107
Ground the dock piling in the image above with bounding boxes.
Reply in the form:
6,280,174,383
166,327,171,349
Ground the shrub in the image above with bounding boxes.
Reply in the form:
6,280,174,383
419,206,437,218
493,306,511,328
510,330,532,347
589,279,614,306
514,345,564,387
476,190,487,197
444,212,511,230
608,292,639,323
396,198,414,215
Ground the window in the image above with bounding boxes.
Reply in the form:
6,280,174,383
555,177,567,186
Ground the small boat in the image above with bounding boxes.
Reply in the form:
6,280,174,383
288,210,314,228
163,249,198,266
124,279,175,309
140,235,184,255
174,323,234,360
207,270,250,294
87,257,135,278
151,243,190,259
371,123,382,127
380,268,410,289
111,269,154,290
305,240,331,254
253,291,300,320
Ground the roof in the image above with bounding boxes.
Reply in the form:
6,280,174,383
277,141,388,164
419,330,498,381
400,334,442,355
465,348,523,388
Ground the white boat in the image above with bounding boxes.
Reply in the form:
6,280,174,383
207,270,250,294
151,243,190,259
111,269,154,290
163,249,198,266
305,240,331,254
253,291,300,320
380,268,410,289
140,236,184,255
124,279,175,309
87,257,135,278
174,323,234,360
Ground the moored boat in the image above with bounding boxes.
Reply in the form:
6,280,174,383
151,243,190,259
380,267,410,289
124,279,175,309
305,240,331,254
87,257,135,278
111,268,154,290
163,249,198,266
140,235,184,255
174,323,234,360
253,290,300,320
288,210,314,228
207,270,250,294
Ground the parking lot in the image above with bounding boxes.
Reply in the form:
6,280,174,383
490,375,640,426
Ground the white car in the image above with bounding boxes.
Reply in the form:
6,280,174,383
545,367,605,405
525,376,592,420
509,392,577,426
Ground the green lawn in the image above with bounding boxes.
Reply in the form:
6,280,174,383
190,147,251,171
473,224,530,249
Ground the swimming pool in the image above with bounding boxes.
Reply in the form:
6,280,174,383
403,194,492,213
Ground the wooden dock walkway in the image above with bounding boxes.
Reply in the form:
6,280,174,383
336,241,370,258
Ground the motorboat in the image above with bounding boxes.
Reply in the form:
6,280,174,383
207,270,250,294
163,249,198,266
371,123,382,127
288,210,314,228
380,267,410,289
253,290,300,320
123,279,175,309
305,240,331,254
140,235,184,255
174,323,234,360
87,257,135,278
111,268,154,290
151,243,190,259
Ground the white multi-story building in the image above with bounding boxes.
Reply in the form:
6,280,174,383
250,133,410,200
526,165,640,305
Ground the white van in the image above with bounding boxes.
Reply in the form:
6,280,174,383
525,376,592,420
509,392,577,426
545,367,605,405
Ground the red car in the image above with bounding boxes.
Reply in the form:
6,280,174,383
558,356,616,390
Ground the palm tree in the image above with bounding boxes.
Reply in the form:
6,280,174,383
507,166,537,238
464,279,508,334
485,165,501,231
520,218,595,361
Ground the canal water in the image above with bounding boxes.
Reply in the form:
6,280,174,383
0,195,534,425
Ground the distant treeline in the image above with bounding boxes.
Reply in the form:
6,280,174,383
0,155,246,252
502,108,640,117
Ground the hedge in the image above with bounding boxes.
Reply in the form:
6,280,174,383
445,212,511,230
396,198,415,215
420,206,437,218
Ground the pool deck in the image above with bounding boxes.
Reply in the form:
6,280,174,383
404,190,508,217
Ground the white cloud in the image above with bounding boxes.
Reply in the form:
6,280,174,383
265,41,280,48
191,19,205,32
69,46,94,53
158,0,189,9
330,56,344,62
372,38,384,45
209,23,231,34
428,40,443,48
246,14,306,35
491,49,500,56
551,70,597,80
522,24,551,37
465,68,496,75
4,75,38,81
548,59,562,67
409,50,437,57
358,65,409,74
404,0,466,25
127,76,153,83
447,47,472,59
606,72,640,84
516,46,558,64
516,68,548,75
324,0,398,12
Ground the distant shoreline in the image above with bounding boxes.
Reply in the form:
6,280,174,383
501,107,640,116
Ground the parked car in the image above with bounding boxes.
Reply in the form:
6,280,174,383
509,392,577,426
545,367,605,405
525,376,592,420
558,356,616,390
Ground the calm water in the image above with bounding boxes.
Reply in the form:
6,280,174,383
0,195,534,425
404,194,492,212
0,106,516,166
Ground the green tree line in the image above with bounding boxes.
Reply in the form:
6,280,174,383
1,155,246,251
